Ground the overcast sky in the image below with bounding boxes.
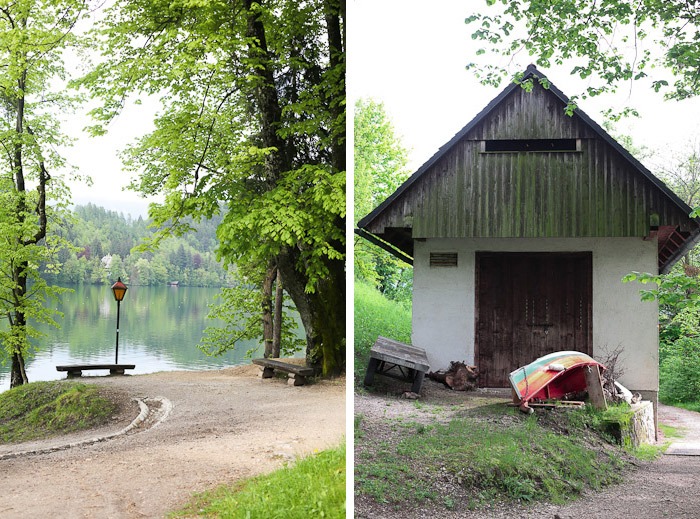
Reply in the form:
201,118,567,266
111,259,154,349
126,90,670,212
348,0,700,177
59,98,159,219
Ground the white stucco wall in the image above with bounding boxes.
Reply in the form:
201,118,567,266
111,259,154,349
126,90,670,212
412,237,659,392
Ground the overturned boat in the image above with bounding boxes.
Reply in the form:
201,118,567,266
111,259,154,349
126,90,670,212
509,351,606,412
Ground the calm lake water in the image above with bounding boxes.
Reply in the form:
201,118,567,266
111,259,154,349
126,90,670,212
0,285,272,390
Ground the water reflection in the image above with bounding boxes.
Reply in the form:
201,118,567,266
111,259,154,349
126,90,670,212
0,285,269,390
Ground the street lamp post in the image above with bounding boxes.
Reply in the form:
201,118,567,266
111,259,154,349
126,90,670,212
111,277,128,364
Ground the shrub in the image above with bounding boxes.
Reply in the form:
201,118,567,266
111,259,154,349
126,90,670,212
660,337,700,403
354,279,412,383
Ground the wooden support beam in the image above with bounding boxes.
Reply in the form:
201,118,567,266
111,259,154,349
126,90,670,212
584,365,607,410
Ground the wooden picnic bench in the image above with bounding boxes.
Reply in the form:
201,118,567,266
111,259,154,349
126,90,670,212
252,358,315,386
364,336,430,394
56,364,136,378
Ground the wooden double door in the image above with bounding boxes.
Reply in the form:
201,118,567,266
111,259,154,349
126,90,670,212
476,252,592,387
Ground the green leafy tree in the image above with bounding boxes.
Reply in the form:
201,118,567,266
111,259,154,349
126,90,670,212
655,141,700,215
467,0,700,112
200,266,304,360
79,0,345,374
354,98,411,300
0,0,87,387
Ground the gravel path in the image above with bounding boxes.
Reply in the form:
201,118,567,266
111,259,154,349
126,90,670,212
0,366,345,518
355,384,700,519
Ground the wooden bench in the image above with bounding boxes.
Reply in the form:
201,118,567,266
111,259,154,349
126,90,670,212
56,364,136,378
252,358,314,386
364,336,430,394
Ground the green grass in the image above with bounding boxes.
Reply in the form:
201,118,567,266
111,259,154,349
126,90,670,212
0,381,119,444
174,444,346,518
355,405,629,511
354,280,412,383
659,422,685,440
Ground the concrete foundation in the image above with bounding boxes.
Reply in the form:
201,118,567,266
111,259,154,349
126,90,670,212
603,400,656,447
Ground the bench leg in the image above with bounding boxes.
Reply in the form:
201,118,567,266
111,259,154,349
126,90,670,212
411,371,426,394
110,368,125,375
261,366,274,379
288,374,306,386
67,370,82,378
364,357,379,386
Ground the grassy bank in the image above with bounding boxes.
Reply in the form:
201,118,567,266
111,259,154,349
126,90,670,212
0,381,119,444
355,401,633,513
354,279,412,383
174,444,346,518
354,283,643,513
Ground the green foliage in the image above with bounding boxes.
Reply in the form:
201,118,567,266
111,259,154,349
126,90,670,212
354,280,412,383
199,269,304,358
660,337,700,404
354,98,410,222
174,444,346,519
0,381,118,443
354,98,412,302
467,0,700,110
0,0,91,385
79,0,346,373
623,270,700,405
42,204,231,287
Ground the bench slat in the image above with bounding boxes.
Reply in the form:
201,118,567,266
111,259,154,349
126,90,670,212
56,364,135,371
371,336,430,372
252,358,313,376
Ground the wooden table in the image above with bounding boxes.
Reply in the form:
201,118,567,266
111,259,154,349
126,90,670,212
363,336,430,394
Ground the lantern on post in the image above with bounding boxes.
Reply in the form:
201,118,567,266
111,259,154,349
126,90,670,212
111,277,128,364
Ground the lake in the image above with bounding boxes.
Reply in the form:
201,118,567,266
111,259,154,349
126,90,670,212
0,285,274,390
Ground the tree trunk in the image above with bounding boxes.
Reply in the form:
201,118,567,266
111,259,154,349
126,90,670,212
277,247,345,376
272,268,283,358
324,0,345,172
10,351,28,388
9,265,30,388
242,1,345,374
262,266,276,358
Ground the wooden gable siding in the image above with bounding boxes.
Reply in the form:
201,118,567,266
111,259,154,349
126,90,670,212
470,83,596,140
364,85,692,240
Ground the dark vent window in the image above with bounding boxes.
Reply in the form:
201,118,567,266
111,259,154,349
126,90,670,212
483,139,579,153
430,252,458,267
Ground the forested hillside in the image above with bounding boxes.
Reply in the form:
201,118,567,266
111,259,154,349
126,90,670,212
43,204,231,287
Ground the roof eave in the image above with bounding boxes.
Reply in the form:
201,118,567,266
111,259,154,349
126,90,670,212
354,228,414,265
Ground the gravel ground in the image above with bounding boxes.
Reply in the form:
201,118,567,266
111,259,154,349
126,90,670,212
0,366,346,518
355,379,700,519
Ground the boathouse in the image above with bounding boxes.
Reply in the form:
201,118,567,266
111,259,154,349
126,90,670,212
357,65,700,406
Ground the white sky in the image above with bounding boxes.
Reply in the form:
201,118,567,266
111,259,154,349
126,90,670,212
59,98,159,218
348,0,700,175
55,3,159,219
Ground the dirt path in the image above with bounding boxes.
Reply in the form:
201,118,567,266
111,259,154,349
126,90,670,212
0,366,345,518
517,403,700,519
355,382,700,519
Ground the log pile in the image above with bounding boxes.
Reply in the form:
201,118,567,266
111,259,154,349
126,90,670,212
427,361,479,391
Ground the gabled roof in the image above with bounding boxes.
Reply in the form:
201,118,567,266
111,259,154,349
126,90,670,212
357,65,700,273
